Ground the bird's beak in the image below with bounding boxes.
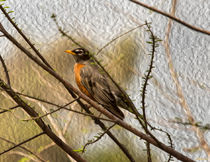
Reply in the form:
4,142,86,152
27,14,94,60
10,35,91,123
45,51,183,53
64,50,76,55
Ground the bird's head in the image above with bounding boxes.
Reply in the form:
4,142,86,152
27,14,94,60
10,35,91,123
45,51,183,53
65,48,90,62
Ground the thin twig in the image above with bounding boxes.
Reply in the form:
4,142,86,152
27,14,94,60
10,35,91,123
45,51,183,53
0,136,46,162
96,24,145,55
0,54,11,87
22,98,79,121
51,14,83,48
63,107,115,122
82,124,116,152
17,92,115,122
0,132,45,156
0,105,19,114
130,0,210,35
172,120,210,131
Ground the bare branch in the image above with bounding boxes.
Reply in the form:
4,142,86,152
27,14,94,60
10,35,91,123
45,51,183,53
0,22,195,162
0,79,87,162
96,24,145,55
0,136,46,162
0,5,53,69
51,14,83,48
22,97,79,121
17,92,115,122
0,132,45,156
130,0,210,35
0,54,11,87
0,105,19,114
82,124,116,153
50,16,136,162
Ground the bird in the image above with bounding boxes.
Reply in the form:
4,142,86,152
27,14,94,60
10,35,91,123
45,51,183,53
65,48,139,120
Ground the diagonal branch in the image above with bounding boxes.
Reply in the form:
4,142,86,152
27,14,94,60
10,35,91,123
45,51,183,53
0,54,11,87
0,5,53,70
51,14,136,162
17,93,114,122
130,0,210,35
0,105,19,114
0,79,86,162
0,136,46,162
0,132,45,156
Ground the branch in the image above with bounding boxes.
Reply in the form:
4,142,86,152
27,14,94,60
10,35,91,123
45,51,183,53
22,97,79,121
129,0,210,36
18,93,114,122
0,132,45,156
0,79,86,162
0,54,11,87
96,24,145,55
0,22,195,162
51,14,144,124
51,14,83,48
0,136,46,162
172,120,210,131
0,105,19,114
140,22,160,162
0,5,53,69
82,124,116,153
51,15,136,162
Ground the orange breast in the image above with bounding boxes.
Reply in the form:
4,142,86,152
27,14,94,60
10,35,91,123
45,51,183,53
74,63,92,98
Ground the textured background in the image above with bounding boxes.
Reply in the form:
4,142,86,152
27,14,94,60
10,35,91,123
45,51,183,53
0,0,209,162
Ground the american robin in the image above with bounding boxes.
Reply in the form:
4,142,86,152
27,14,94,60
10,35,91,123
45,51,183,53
65,48,137,120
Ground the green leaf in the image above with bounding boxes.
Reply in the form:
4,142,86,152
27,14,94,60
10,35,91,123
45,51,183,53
146,41,153,44
73,146,85,152
18,157,30,162
8,10,14,13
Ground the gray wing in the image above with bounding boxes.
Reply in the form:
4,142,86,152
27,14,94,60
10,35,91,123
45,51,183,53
80,65,124,119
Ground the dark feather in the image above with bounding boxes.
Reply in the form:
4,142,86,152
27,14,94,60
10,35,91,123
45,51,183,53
80,63,124,119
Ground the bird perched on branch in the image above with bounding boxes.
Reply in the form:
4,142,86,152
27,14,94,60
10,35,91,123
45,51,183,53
65,48,139,120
